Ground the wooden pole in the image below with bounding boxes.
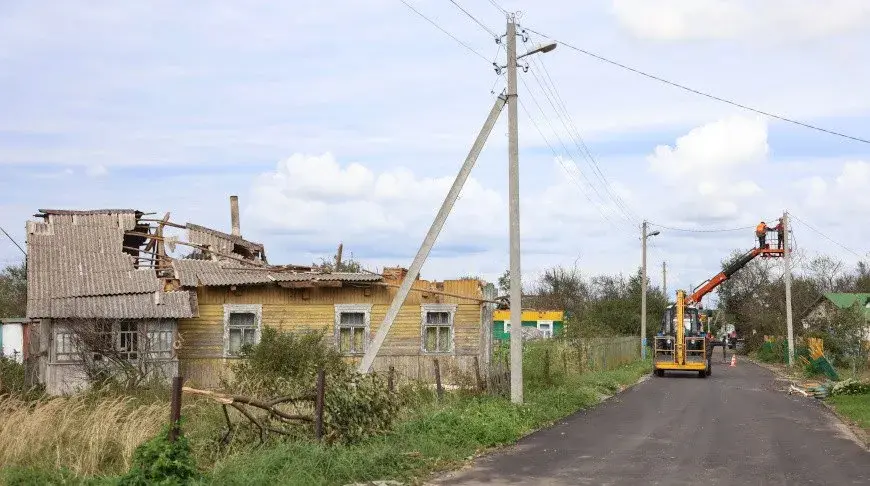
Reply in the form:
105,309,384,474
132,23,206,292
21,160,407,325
168,376,184,442
434,359,443,400
388,365,396,393
314,368,325,442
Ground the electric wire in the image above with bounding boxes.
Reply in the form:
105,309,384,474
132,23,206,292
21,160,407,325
790,213,867,261
530,54,642,223
484,0,508,15
523,27,870,146
397,0,490,62
518,75,625,227
525,54,640,225
518,95,633,236
446,0,498,37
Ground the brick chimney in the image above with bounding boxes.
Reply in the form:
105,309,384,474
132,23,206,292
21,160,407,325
382,267,410,282
230,195,240,237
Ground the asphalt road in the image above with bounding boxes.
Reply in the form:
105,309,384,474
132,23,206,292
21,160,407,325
434,353,870,486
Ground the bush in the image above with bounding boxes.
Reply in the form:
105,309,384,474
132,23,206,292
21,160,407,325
118,426,199,486
758,340,787,363
224,327,346,397
222,328,400,445
324,369,400,444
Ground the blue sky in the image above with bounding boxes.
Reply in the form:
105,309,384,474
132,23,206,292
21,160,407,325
2,0,870,305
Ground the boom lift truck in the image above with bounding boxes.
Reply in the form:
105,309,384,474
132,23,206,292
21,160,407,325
653,230,785,378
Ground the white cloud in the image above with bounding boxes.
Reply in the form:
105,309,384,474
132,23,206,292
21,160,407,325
85,164,108,178
647,116,767,222
612,0,870,41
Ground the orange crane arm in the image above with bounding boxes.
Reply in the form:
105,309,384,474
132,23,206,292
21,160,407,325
687,248,762,304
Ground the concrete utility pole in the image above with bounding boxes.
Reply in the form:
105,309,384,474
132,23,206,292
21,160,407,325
506,17,523,404
783,211,795,366
640,221,660,360
662,261,667,300
357,95,507,374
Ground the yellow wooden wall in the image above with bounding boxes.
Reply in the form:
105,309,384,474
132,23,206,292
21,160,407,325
177,279,486,388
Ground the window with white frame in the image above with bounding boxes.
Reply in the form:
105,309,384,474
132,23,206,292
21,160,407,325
503,321,511,334
54,330,80,362
421,304,456,353
223,304,262,357
146,322,174,360
334,304,372,355
537,320,553,339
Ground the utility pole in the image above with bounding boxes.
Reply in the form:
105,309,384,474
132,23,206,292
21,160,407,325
506,17,523,404
662,261,667,299
640,221,660,360
783,211,794,366
641,221,648,360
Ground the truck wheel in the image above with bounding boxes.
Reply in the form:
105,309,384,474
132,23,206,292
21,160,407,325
698,370,707,378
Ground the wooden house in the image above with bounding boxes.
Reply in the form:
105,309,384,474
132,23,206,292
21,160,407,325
25,202,495,394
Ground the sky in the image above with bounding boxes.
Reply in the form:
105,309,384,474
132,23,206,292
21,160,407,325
2,0,870,305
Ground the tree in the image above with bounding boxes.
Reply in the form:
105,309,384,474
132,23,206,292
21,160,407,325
0,262,27,318
497,270,510,295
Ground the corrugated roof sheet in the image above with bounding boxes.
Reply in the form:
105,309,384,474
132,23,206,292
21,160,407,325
26,209,197,319
822,293,870,318
186,223,264,253
172,259,382,287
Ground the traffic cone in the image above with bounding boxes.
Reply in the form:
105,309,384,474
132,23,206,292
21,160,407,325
730,355,736,367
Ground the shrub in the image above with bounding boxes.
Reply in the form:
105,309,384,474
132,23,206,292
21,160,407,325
324,369,400,444
118,426,199,485
222,328,400,444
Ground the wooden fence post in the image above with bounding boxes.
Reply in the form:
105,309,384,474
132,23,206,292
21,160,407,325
473,356,484,392
434,359,443,400
314,368,325,442
168,376,184,442
562,349,568,376
387,365,395,393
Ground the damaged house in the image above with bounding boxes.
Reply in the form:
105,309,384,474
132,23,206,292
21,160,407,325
26,199,495,394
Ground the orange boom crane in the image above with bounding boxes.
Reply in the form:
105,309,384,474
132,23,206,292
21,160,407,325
653,232,784,378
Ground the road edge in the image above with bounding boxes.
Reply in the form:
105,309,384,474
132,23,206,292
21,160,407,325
744,355,869,450
426,370,653,484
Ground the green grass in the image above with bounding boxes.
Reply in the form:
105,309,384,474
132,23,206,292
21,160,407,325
828,394,870,432
202,359,651,485
1,355,651,486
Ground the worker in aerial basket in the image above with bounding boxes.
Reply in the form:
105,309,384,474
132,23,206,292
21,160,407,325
755,221,768,249
773,218,784,249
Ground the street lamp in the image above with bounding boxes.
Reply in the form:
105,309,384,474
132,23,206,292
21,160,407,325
641,222,660,360
517,42,558,60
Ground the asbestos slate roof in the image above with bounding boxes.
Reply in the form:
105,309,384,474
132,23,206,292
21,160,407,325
26,209,198,319
172,259,382,287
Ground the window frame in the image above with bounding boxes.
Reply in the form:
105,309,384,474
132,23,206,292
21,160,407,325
223,304,263,358
537,320,554,339
420,303,457,355
53,328,81,363
334,304,372,356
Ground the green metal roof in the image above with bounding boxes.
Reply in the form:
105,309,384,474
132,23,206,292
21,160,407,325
822,293,870,318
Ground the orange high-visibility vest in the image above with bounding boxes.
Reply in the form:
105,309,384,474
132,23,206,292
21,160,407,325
756,223,767,235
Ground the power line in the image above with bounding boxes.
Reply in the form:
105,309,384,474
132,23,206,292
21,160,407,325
0,226,26,257
484,0,507,15
525,52,641,224
648,222,755,233
518,95,632,236
523,27,870,146
397,0,490,62
446,0,498,38
790,213,867,261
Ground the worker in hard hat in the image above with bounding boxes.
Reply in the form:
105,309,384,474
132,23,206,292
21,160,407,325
755,221,768,249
